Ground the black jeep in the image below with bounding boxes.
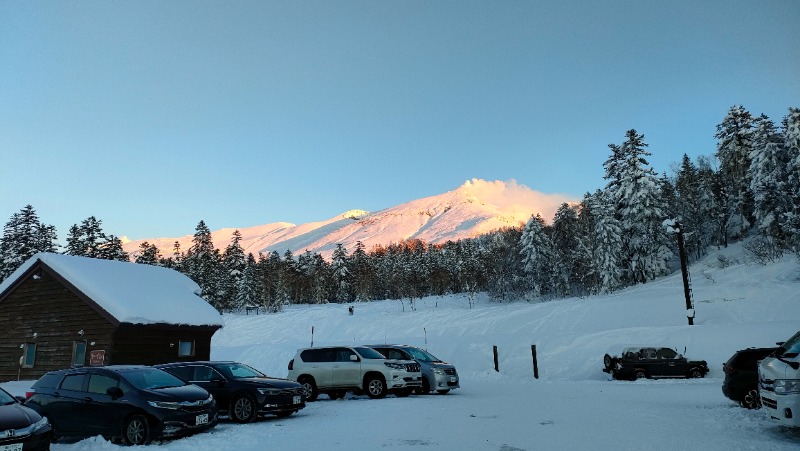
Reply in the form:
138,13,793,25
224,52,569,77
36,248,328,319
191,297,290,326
603,346,709,380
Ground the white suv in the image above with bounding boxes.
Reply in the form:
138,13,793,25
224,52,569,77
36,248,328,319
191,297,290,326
286,346,422,400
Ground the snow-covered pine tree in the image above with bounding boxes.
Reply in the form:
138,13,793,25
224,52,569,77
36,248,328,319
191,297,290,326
780,108,800,250
748,114,790,245
456,239,483,308
585,191,622,294
134,242,162,265
331,243,351,303
231,254,259,312
550,203,582,297
98,235,129,261
65,216,105,258
715,105,756,238
519,213,553,299
0,205,58,281
610,129,672,284
350,241,372,302
220,230,246,311
183,220,223,310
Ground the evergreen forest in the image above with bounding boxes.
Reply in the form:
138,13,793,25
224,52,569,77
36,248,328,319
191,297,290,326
2,105,799,313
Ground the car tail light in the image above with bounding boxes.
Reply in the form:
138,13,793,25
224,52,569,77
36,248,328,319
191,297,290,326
288,359,294,371
25,389,34,399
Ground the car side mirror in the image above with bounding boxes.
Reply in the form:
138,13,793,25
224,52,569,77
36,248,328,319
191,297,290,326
106,387,123,399
14,395,25,403
350,355,359,362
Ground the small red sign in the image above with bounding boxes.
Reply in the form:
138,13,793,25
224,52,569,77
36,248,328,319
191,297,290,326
89,350,106,366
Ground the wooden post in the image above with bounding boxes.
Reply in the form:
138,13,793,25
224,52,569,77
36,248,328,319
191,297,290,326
493,345,499,372
532,345,539,379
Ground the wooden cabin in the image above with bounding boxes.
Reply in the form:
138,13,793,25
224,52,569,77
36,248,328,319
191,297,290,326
0,253,223,382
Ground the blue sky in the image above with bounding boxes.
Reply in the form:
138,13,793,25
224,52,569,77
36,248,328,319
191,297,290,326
2,1,798,241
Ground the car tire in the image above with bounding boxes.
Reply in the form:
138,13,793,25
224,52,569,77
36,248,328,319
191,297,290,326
687,368,703,378
365,376,388,399
603,353,613,368
436,389,450,395
742,389,761,409
633,369,647,380
231,394,257,423
416,377,431,395
299,377,318,402
122,414,151,446
328,390,346,400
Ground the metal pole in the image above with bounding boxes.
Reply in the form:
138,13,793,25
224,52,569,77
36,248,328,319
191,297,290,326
676,223,695,326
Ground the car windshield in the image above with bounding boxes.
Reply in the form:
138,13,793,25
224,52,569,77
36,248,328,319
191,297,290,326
123,368,188,390
217,363,266,379
403,347,441,363
0,387,16,405
779,331,800,357
354,347,387,359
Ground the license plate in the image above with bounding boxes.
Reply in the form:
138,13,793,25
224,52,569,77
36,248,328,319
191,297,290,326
293,395,301,404
0,444,23,451
449,377,457,382
196,413,209,425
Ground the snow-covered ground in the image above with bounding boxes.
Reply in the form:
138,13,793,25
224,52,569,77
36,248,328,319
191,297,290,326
4,243,800,450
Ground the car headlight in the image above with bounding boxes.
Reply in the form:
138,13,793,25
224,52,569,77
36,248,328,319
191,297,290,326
16,416,49,435
258,388,281,395
148,400,183,410
774,379,800,394
431,368,446,375
384,362,406,370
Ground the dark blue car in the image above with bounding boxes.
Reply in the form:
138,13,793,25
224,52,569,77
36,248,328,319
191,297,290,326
25,365,217,445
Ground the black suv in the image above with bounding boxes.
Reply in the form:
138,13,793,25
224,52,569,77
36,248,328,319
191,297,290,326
156,361,305,423
25,365,217,445
0,385,52,451
722,347,777,409
603,346,709,380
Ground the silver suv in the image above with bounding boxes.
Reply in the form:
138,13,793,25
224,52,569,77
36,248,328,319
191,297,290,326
366,345,460,394
286,346,422,400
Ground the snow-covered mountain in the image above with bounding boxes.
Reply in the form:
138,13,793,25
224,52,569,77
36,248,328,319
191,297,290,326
122,179,575,259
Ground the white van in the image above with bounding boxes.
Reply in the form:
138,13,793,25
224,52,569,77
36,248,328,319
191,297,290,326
758,330,800,427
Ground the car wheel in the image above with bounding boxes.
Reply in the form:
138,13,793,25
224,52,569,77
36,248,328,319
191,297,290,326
298,377,318,402
742,389,762,409
687,368,703,378
603,353,612,368
122,414,151,446
231,394,258,423
328,390,346,400
365,376,387,399
436,389,450,395
633,369,647,380
416,377,431,395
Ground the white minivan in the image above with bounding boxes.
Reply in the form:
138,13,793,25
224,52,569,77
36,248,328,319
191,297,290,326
758,330,800,427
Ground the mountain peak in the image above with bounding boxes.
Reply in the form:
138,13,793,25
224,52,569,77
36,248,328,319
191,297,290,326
122,179,576,259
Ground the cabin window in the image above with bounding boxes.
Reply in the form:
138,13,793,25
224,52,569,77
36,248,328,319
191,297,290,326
72,341,87,367
22,343,37,368
178,340,195,357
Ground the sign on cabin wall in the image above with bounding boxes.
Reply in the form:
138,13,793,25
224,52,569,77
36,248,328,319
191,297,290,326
89,350,106,366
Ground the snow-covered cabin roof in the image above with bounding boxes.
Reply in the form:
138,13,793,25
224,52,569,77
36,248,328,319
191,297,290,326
0,253,222,327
